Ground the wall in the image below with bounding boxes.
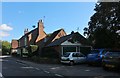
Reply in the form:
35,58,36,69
11,40,18,49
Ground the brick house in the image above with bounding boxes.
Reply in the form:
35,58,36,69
11,19,91,58
44,32,91,58
45,29,66,46
41,29,67,57
12,19,66,57
16,20,47,57
11,39,19,54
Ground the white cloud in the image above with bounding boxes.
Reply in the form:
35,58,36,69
0,24,13,31
0,31,10,38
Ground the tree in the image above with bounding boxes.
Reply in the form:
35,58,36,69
0,40,2,55
84,2,120,49
2,41,11,55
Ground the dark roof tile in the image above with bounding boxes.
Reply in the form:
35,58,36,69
45,29,64,45
46,32,90,47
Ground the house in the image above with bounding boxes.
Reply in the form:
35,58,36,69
41,29,67,57
45,29,66,46
43,32,91,58
13,19,66,57
11,19,91,58
11,39,19,54
17,20,47,57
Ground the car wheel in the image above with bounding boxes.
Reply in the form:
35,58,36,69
69,61,74,66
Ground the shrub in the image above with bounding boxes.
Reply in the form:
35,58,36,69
27,45,38,57
42,48,59,59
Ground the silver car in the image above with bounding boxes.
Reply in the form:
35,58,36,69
61,52,86,65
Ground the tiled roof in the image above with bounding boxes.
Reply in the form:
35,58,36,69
45,29,64,46
18,28,38,47
46,32,90,47
19,28,38,40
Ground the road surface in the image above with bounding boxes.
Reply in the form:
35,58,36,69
1,56,120,78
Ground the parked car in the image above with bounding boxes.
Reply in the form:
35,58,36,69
87,49,108,65
61,52,86,65
102,51,120,71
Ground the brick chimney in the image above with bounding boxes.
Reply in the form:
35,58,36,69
38,19,44,36
36,19,46,43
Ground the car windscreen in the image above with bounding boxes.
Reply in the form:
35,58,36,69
63,52,70,57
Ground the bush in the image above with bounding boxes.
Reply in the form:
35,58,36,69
31,45,38,53
27,45,38,57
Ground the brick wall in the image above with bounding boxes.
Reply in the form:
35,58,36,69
11,40,18,49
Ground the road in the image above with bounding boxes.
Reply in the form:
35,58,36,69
1,56,120,78
1,56,57,78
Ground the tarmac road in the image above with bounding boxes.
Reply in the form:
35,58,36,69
1,55,120,78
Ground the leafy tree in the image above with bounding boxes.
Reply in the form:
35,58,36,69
2,41,11,55
47,33,52,37
84,2,120,49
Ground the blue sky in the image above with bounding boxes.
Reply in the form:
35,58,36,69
1,2,96,42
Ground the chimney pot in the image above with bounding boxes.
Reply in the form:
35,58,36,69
24,28,29,34
39,19,43,23
27,28,28,31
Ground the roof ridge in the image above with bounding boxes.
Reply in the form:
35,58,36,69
19,28,37,40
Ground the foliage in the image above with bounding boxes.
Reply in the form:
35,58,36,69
47,33,52,37
83,2,120,49
2,41,11,55
30,45,38,53
27,45,38,57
